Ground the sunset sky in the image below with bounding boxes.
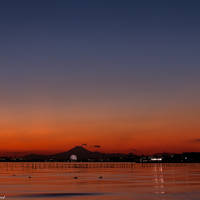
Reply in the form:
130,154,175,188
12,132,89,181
0,0,200,154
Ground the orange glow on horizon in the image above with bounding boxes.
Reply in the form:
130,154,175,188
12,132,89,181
0,99,200,155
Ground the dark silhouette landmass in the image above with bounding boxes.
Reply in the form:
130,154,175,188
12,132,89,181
0,146,199,163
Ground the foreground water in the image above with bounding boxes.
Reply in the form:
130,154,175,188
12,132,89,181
0,162,200,200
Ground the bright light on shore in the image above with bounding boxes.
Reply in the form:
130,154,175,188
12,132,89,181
151,158,162,161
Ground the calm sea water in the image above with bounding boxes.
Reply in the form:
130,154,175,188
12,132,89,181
0,162,200,200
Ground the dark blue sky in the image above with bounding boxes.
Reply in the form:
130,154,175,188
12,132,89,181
1,0,200,97
0,0,200,153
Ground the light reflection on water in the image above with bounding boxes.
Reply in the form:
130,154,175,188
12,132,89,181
0,163,199,200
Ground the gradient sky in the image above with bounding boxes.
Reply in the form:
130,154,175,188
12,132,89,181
0,0,200,154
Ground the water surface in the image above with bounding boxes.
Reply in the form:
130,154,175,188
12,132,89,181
0,162,200,200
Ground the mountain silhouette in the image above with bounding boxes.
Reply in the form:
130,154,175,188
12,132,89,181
19,146,138,162
53,146,96,161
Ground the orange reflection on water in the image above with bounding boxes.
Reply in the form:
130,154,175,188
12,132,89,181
0,163,199,200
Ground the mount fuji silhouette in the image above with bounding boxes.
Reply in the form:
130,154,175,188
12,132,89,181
20,146,137,162
54,146,95,161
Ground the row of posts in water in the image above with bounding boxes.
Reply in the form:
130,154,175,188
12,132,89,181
0,162,198,170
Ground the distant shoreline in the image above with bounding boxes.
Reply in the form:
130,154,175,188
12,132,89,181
0,146,200,163
0,161,199,163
